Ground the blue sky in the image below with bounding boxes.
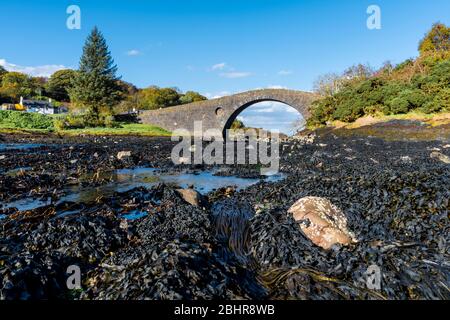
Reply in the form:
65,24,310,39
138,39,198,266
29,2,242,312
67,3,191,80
1,0,449,133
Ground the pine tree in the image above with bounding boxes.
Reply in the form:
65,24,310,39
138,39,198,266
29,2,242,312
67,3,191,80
70,27,121,117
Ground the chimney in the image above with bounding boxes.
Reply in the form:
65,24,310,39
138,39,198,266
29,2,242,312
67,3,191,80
20,96,24,106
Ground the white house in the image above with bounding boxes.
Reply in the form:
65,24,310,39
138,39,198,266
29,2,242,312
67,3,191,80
19,97,66,115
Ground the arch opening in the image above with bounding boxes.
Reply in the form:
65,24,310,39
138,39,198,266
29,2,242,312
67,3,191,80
223,99,305,139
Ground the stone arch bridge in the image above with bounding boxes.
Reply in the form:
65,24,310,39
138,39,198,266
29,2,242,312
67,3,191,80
139,89,318,136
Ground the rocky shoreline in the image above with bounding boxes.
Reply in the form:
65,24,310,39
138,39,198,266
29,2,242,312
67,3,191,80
0,129,449,300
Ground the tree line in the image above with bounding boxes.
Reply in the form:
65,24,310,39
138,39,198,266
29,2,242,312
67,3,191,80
0,27,206,122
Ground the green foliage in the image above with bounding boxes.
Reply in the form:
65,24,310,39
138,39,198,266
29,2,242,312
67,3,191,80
46,69,77,102
54,112,119,131
0,72,35,101
309,23,450,126
421,88,450,113
230,119,245,130
387,96,410,114
0,66,7,78
179,91,207,104
69,27,121,116
0,110,54,130
137,87,208,110
393,59,414,72
138,86,181,110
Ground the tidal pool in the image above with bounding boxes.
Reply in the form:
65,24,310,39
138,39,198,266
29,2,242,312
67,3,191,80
0,143,45,151
2,168,286,212
61,168,284,203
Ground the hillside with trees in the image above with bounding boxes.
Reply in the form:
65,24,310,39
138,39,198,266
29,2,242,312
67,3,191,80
0,27,207,130
308,23,450,127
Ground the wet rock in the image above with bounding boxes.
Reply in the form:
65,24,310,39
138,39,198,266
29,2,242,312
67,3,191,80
178,157,190,164
288,196,356,249
400,156,412,163
136,186,212,244
430,151,450,164
176,188,203,207
117,151,132,160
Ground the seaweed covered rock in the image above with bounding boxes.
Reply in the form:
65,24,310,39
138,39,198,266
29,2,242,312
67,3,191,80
135,186,212,244
81,240,265,300
24,211,129,263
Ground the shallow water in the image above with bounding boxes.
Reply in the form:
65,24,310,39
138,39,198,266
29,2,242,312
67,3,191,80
0,143,45,151
121,210,148,220
2,167,286,213
2,197,53,212
61,168,284,203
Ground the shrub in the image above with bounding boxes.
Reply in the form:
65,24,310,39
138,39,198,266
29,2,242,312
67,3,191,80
333,99,365,122
394,59,414,72
53,113,120,131
421,88,450,113
53,118,66,131
387,97,410,114
405,89,427,108
309,97,336,125
0,110,54,130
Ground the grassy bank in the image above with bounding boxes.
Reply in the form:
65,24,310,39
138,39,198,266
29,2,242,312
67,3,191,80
0,110,171,137
60,123,172,137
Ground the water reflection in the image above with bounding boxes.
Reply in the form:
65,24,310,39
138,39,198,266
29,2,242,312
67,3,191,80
3,167,286,212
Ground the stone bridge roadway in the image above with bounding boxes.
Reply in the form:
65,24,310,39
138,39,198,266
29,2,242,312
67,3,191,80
138,89,318,136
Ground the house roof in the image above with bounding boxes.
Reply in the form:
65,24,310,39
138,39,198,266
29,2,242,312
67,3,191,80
22,100,54,108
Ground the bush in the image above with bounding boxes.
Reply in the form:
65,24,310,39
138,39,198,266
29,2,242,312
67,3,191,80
53,113,120,131
310,44,449,124
394,59,414,72
0,110,54,130
387,97,410,114
421,88,450,113
333,99,365,122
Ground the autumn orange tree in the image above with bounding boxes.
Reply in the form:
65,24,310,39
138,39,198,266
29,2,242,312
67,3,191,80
419,23,450,54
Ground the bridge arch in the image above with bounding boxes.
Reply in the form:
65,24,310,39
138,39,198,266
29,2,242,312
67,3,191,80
138,89,318,137
222,98,303,138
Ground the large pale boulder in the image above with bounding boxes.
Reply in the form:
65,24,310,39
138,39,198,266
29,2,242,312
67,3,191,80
430,151,450,164
288,196,356,250
117,151,132,160
176,188,203,207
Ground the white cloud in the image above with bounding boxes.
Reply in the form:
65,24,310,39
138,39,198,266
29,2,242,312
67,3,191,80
278,70,293,76
237,102,304,135
0,59,68,77
126,49,142,56
267,85,288,89
220,72,252,79
211,62,226,71
250,101,298,114
204,91,232,99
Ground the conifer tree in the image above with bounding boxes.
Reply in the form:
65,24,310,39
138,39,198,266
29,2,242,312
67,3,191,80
70,27,120,117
